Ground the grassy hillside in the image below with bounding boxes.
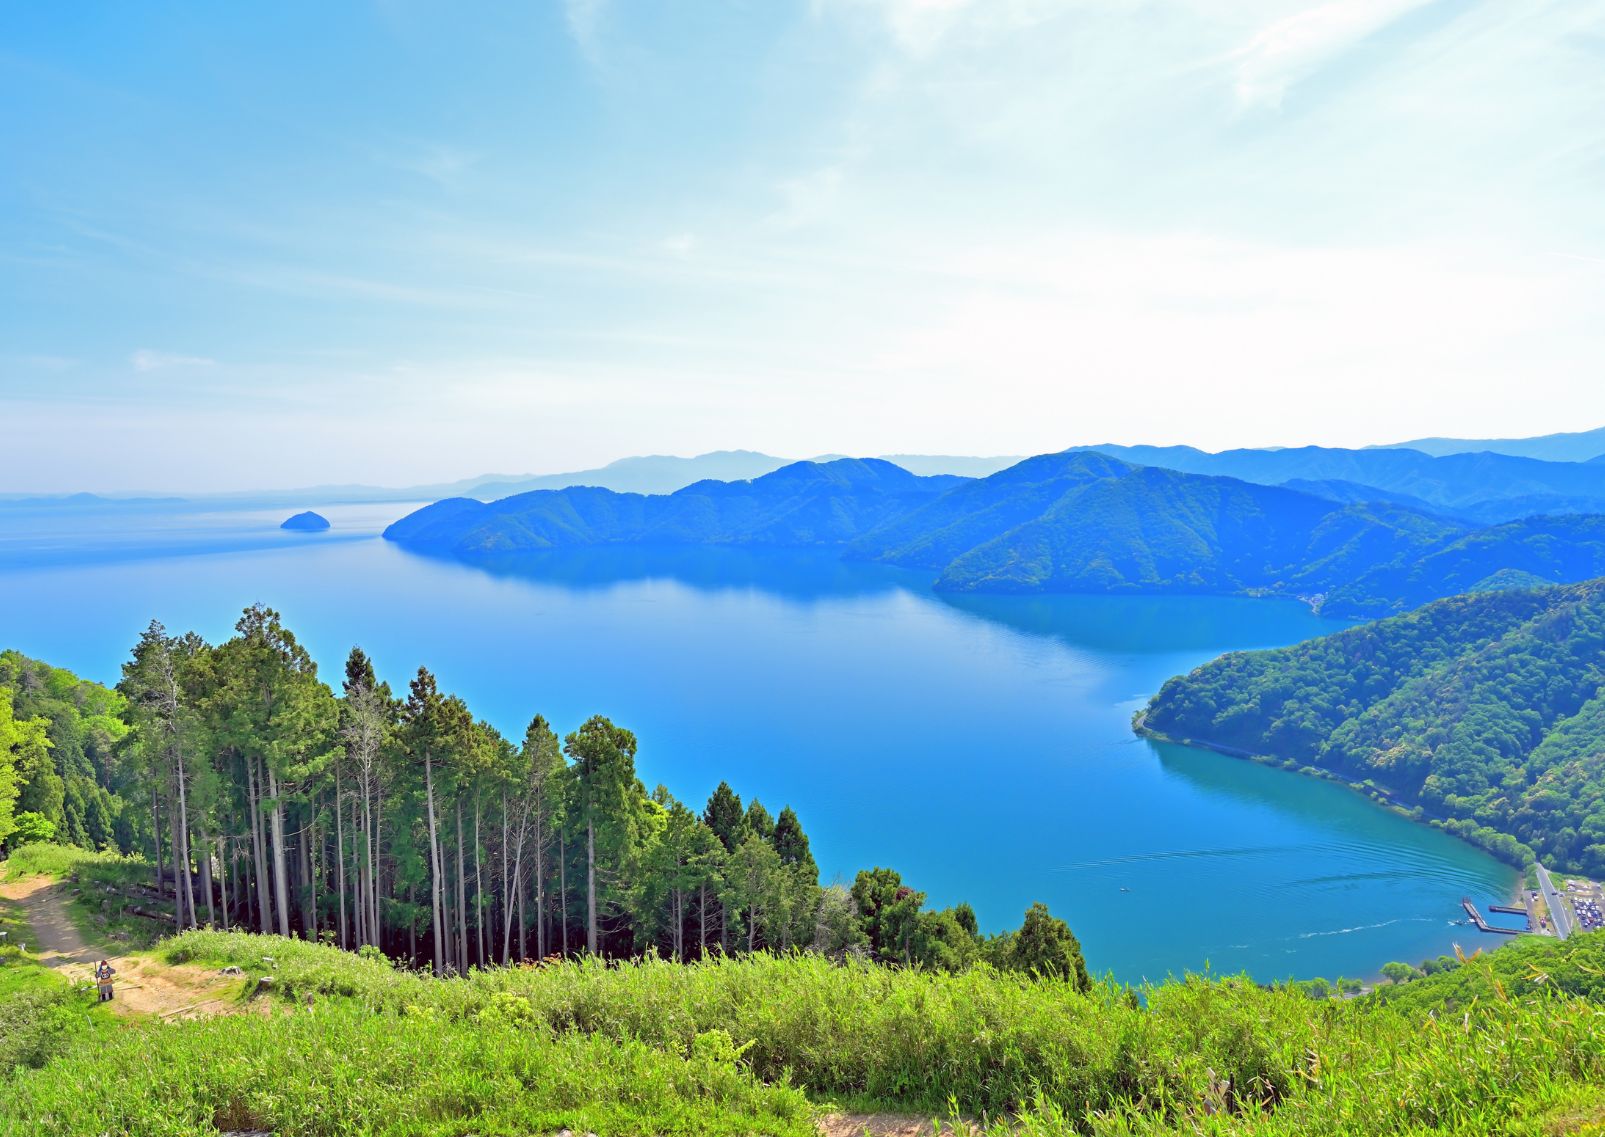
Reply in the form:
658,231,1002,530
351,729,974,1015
1142,580,1605,873
2,917,1603,1135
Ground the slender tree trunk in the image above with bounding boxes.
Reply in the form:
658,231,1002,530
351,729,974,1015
334,772,348,949
586,819,598,955
370,794,381,951
350,792,362,947
494,796,507,963
362,778,376,947
699,881,708,957
455,799,468,971
559,835,569,958
475,796,485,967
267,766,291,939
248,757,271,933
407,880,417,965
172,745,197,930
534,810,546,959
217,835,230,931
198,824,215,927
423,754,444,974
150,791,164,898
517,863,527,961
306,812,318,941
503,817,523,963
674,888,684,961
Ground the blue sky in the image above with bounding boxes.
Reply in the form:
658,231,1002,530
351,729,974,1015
3,1,1604,492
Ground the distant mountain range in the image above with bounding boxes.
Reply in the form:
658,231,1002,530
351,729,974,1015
12,429,1604,508
1369,424,1605,463
1075,444,1605,523
384,451,1605,617
2,451,1024,507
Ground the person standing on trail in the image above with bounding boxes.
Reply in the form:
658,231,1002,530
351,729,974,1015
95,960,115,1002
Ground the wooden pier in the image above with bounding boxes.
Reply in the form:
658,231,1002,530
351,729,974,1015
1461,897,1521,935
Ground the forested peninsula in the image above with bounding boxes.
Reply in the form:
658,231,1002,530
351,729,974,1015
0,607,1086,980
384,451,1605,618
1142,579,1605,875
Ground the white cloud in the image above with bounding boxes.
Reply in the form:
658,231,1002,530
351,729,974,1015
870,0,977,55
564,0,608,64
1231,0,1438,109
131,349,216,373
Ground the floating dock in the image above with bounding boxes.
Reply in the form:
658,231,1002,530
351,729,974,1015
1462,897,1521,935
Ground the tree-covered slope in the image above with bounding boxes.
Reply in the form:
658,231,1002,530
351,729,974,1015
927,470,1456,595
389,450,1605,616
1325,514,1605,617
1142,581,1605,873
384,458,963,555
0,651,127,852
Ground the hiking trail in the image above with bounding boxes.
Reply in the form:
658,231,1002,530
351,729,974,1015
0,874,241,1020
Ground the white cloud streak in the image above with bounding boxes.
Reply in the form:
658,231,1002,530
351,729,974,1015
1231,0,1440,109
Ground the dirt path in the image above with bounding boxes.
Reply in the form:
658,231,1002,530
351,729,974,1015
0,875,242,1020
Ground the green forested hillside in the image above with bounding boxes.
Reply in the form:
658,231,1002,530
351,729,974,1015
384,458,963,554
900,461,1459,596
855,453,1605,613
387,450,1605,616
0,651,127,851
1142,580,1605,872
1325,514,1605,617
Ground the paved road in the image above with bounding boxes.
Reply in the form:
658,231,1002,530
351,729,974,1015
1536,863,1572,941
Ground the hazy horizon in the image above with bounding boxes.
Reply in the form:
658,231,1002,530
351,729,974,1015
11,425,1605,499
5,2,1604,492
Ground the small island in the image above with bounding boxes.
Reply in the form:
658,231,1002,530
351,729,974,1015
280,510,330,532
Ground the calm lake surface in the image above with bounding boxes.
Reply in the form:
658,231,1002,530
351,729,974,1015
0,501,1519,982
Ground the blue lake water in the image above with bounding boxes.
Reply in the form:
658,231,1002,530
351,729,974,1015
0,501,1519,983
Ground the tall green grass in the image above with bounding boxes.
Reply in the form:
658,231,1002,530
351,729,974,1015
2,1008,815,1137
0,888,106,1075
148,929,1605,1134
0,841,144,882
1,841,171,948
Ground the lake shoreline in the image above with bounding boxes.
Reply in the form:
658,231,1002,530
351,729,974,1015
1131,711,1529,916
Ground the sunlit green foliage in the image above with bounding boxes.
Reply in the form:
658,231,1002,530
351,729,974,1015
2,927,1600,1135
0,650,127,852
